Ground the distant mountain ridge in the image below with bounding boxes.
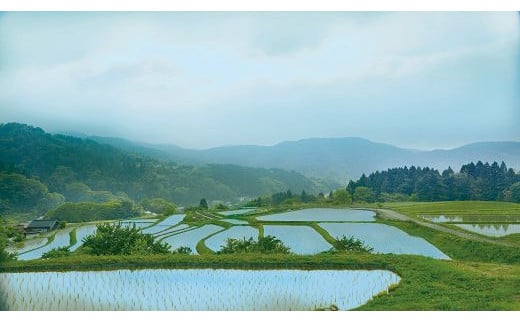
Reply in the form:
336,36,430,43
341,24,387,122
87,135,520,182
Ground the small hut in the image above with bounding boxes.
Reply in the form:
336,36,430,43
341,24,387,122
24,219,58,235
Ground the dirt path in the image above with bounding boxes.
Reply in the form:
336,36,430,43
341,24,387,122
376,208,518,248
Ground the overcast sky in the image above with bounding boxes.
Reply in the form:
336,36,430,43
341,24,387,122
0,12,518,149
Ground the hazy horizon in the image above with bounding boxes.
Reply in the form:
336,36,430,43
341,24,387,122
1,12,519,150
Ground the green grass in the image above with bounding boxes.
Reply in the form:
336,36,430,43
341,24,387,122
69,228,77,246
384,201,520,218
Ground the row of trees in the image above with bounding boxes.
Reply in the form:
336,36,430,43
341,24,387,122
346,161,520,203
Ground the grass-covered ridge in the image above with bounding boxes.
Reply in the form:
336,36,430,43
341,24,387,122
383,201,520,218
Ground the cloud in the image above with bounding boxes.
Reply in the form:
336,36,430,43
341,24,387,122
0,12,518,149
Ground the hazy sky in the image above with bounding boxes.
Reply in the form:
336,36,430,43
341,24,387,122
0,12,518,149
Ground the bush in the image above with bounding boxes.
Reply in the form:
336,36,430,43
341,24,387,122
82,223,170,256
140,198,177,215
42,247,71,259
330,235,374,253
172,246,192,254
217,235,291,254
46,199,136,222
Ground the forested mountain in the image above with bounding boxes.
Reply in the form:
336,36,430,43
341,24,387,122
0,123,326,219
88,136,520,182
346,161,520,202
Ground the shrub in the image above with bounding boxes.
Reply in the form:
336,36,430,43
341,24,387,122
330,235,374,253
217,235,291,254
42,247,71,259
82,223,170,256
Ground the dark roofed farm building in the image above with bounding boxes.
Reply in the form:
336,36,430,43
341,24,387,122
24,220,58,235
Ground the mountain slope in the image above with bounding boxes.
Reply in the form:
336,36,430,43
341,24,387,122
0,123,326,206
88,135,520,181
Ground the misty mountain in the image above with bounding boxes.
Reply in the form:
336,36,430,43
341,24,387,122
88,136,520,182
0,123,329,207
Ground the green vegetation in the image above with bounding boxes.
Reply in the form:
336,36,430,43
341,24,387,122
382,200,520,218
217,236,291,255
329,235,374,253
41,247,71,259
348,161,519,202
171,246,192,255
0,173,65,220
81,223,170,256
140,198,177,215
69,228,77,246
0,123,327,223
45,200,136,222
199,198,208,209
0,224,14,262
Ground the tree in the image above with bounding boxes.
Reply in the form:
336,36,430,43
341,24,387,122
504,182,520,203
332,189,352,204
82,223,170,256
217,235,291,254
330,235,374,253
300,190,308,202
199,198,208,209
141,198,177,215
0,222,17,262
353,187,375,203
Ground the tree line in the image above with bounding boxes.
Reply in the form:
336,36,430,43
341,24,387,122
346,161,520,203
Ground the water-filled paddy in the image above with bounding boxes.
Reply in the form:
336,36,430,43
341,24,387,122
18,228,73,261
141,214,186,234
219,219,249,225
420,214,520,223
263,225,332,254
69,225,97,252
205,226,259,252
319,223,449,259
218,208,257,216
153,224,190,238
454,223,520,237
161,225,224,254
258,208,376,222
6,237,48,255
0,269,400,311
119,219,158,229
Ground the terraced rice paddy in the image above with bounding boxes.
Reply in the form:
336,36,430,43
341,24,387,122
141,214,186,234
69,225,97,252
219,219,249,225
217,208,257,216
453,223,520,237
153,224,191,238
420,214,520,223
6,237,48,255
258,208,376,222
263,225,332,254
119,219,158,229
205,226,259,252
319,223,449,259
0,269,400,311
17,228,74,261
161,225,224,254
